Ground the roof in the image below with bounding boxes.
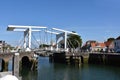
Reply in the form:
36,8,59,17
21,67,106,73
104,41,113,47
116,36,120,40
91,42,105,48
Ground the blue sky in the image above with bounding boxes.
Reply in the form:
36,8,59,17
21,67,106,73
0,0,120,46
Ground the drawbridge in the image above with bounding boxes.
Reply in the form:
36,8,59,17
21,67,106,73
7,25,79,54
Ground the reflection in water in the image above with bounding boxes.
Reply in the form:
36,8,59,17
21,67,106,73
20,57,120,80
20,68,38,80
8,59,12,71
0,58,12,71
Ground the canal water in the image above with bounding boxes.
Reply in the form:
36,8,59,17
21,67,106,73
20,57,120,80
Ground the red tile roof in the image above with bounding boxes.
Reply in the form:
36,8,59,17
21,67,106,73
90,42,105,48
104,41,112,47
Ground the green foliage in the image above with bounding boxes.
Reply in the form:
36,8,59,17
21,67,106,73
39,44,50,48
2,44,14,53
107,38,115,42
67,31,82,48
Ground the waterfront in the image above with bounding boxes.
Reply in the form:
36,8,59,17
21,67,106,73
20,57,120,80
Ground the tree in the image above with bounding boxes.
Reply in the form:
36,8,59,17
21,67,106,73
39,44,50,48
67,31,82,48
2,43,14,52
107,38,115,42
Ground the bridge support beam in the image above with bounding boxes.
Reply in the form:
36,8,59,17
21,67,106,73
64,32,67,51
52,52,82,66
28,28,32,49
23,32,27,49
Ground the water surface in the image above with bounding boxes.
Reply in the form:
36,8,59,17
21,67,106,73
21,57,120,80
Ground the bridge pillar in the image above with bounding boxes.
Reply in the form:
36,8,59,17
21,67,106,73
64,32,67,50
23,31,27,49
3,61,8,71
28,27,32,49
13,53,21,79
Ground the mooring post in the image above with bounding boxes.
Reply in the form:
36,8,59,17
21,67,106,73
13,53,19,78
